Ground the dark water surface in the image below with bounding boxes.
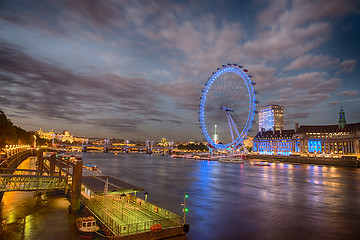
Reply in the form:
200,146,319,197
82,152,360,240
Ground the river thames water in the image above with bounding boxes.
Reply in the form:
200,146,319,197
1,152,360,240
83,152,360,240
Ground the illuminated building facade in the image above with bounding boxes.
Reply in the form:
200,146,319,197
60,130,74,143
36,129,85,143
36,129,55,140
253,108,360,156
253,130,295,155
293,123,360,155
259,105,284,131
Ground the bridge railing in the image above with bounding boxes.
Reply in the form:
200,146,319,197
0,174,66,192
0,168,60,176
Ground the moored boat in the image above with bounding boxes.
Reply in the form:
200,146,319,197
76,216,99,238
83,164,101,173
251,162,271,167
219,157,244,164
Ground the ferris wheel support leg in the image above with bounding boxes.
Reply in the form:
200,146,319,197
208,148,213,156
228,113,240,139
226,113,235,142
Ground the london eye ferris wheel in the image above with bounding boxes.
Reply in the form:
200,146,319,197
199,63,258,151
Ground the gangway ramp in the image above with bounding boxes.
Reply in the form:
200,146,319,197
0,174,66,192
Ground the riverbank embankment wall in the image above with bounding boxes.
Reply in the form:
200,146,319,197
246,154,360,168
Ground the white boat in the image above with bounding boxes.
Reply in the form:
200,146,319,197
219,157,244,164
83,164,101,173
251,162,271,167
76,216,99,237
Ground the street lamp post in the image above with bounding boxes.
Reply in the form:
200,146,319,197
144,191,148,202
182,192,189,225
33,135,37,149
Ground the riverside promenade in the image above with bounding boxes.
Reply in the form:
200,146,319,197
246,154,360,167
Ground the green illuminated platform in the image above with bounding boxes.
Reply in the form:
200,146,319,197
81,176,186,239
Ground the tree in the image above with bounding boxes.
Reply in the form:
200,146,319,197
0,110,39,148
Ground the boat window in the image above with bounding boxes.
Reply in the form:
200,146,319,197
83,223,86,227
87,222,91,227
93,222,96,226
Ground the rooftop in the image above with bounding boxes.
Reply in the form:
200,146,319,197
82,175,144,194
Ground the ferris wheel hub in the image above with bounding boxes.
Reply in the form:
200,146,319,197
220,106,234,112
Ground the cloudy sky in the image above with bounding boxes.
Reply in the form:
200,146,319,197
1,0,359,142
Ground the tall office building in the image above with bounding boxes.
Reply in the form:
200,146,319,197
259,105,284,131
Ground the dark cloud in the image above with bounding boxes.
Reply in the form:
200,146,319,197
329,101,339,106
0,42,180,136
66,0,119,26
286,112,312,120
0,0,122,35
337,90,359,97
86,117,143,134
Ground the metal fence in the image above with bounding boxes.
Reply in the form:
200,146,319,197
0,174,66,191
82,193,182,236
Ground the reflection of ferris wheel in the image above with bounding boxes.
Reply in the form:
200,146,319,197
199,63,258,150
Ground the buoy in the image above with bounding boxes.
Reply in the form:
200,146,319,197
151,224,158,231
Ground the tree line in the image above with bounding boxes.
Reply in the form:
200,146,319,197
0,110,49,149
177,143,208,151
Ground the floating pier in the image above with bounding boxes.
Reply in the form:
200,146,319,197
81,175,187,239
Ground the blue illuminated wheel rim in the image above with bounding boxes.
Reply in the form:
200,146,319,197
199,64,258,150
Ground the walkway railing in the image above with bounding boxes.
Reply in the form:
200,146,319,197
0,168,59,176
0,174,66,192
0,149,32,168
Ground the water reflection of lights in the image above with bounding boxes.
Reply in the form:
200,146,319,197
309,179,323,185
308,179,340,188
25,214,35,239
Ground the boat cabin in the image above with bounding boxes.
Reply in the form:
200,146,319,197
76,216,99,235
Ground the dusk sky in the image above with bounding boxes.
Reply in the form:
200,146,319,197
1,0,360,142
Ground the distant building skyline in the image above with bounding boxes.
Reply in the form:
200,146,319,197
36,129,85,144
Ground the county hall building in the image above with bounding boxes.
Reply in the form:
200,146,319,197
253,107,360,156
